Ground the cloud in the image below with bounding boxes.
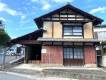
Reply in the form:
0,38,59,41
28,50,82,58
0,2,26,19
0,17,6,22
41,1,51,10
30,0,74,10
90,7,106,14
30,0,51,10
53,0,74,3
0,2,18,16
31,0,38,2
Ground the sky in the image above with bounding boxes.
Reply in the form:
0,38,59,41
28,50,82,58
0,0,106,39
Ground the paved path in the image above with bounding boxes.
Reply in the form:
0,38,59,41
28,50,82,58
0,71,75,80
1,63,106,80
0,71,34,80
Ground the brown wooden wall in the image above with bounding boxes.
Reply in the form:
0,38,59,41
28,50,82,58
84,22,93,39
43,21,62,38
84,46,96,65
43,21,94,39
41,46,63,65
43,22,53,38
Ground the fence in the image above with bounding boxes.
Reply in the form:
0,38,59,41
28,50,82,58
0,48,25,69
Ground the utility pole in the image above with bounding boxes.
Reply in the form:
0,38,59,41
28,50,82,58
2,48,6,69
0,20,5,69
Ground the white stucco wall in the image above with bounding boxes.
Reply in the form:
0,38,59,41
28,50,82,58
102,55,106,67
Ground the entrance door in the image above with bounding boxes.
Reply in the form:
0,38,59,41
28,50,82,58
63,47,84,66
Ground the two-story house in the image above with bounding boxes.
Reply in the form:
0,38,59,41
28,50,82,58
10,4,103,67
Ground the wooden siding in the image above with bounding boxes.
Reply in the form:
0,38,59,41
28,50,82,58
43,22,52,38
84,46,96,64
84,22,93,39
54,22,62,38
43,21,94,39
41,46,63,65
43,21,62,38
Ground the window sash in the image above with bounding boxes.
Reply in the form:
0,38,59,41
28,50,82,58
63,25,83,36
64,47,83,59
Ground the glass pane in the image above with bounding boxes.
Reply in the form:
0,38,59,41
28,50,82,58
60,14,67,17
64,26,72,35
68,15,75,17
73,33,82,35
64,32,72,35
73,29,82,32
73,26,82,32
69,48,73,59
74,48,83,59
64,48,73,59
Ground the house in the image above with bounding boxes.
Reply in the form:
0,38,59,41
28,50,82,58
10,4,103,67
94,25,106,67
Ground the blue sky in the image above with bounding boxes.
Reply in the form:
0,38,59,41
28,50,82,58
0,0,106,39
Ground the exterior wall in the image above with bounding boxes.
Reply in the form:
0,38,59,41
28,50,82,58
41,46,63,65
102,55,106,67
84,22,93,39
43,22,52,38
53,22,62,38
43,22,62,38
94,27,106,40
84,46,97,67
43,21,94,39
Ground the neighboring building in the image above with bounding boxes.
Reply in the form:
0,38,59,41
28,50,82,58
94,25,106,40
94,25,106,67
10,4,103,67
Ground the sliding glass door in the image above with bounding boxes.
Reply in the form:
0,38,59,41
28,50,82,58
63,47,84,66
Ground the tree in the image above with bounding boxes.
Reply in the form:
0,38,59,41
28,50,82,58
0,21,11,47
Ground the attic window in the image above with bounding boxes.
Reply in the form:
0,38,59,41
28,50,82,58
68,15,75,17
60,14,67,17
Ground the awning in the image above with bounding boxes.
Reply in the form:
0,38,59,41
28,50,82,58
37,38,100,43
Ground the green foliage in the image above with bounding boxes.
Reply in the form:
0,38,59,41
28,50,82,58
0,29,11,47
102,41,106,45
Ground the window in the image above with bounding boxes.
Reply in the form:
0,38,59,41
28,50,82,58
63,24,83,36
64,47,83,59
64,48,73,59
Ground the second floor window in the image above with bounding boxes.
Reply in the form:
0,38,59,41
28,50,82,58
63,24,83,36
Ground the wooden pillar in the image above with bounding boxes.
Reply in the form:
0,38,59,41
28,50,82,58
24,46,30,63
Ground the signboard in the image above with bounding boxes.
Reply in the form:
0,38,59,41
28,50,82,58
41,49,47,53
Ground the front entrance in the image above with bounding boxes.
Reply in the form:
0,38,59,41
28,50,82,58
63,47,84,66
25,45,41,63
